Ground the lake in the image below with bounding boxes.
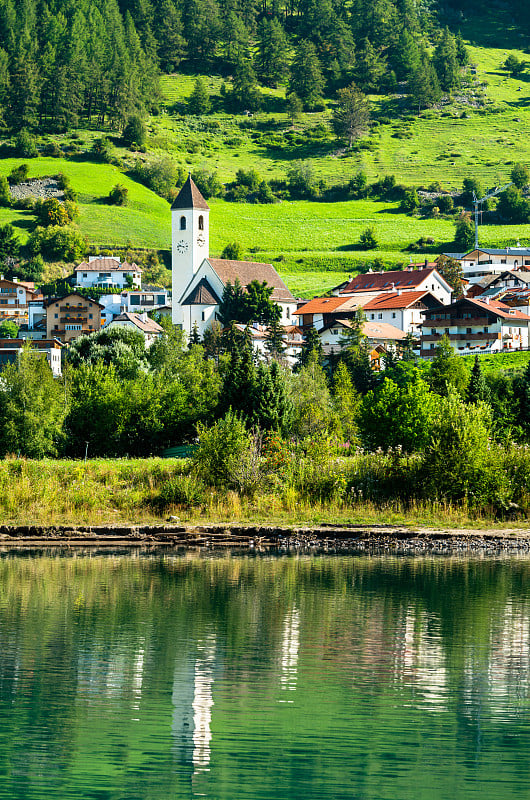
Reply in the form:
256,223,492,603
0,550,529,799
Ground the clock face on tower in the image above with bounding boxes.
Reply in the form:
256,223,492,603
197,235,205,247
176,240,188,254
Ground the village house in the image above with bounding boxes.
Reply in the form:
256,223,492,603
0,338,64,376
420,296,530,357
0,275,41,321
106,311,164,347
293,296,363,331
466,269,530,299
443,247,530,284
318,318,407,355
99,287,170,326
362,290,445,336
171,176,297,337
333,264,453,306
74,256,142,289
46,293,103,343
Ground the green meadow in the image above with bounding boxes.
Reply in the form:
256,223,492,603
0,4,529,297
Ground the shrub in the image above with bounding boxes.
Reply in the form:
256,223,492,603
0,175,11,206
108,184,129,206
193,411,252,488
437,194,454,214
400,187,419,212
156,473,206,509
221,241,243,260
7,164,29,184
122,115,147,147
359,226,378,249
28,224,87,261
14,129,38,157
91,137,114,162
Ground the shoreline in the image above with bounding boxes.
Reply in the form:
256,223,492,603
2,523,530,553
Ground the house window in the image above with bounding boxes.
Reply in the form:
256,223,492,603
89,314,93,319
54,313,58,319
198,215,204,231
466,327,472,334
484,327,488,333
332,329,338,336
445,328,449,335
130,295,140,305
430,343,435,349
371,314,375,320
157,295,165,304
82,273,87,278
378,313,382,320
286,308,290,319
180,216,186,231
392,312,396,319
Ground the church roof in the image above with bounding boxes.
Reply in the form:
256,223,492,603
207,258,295,302
171,175,210,211
182,277,220,306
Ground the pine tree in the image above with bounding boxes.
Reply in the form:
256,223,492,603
188,322,201,347
332,82,370,148
230,54,261,111
289,40,324,108
392,29,420,81
154,0,185,72
256,17,288,87
433,28,459,92
467,355,488,404
297,326,323,370
265,319,285,360
188,77,211,115
355,38,387,92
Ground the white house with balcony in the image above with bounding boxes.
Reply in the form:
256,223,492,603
74,256,142,289
443,247,530,284
420,296,530,357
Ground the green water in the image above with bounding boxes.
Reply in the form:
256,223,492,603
1,551,530,800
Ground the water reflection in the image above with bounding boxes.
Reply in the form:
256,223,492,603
0,552,530,800
279,607,300,695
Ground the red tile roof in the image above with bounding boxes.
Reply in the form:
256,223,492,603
293,296,352,315
362,290,431,310
340,267,440,294
471,298,530,321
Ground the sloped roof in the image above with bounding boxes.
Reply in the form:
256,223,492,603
470,298,530,321
319,318,406,340
44,292,104,309
340,267,443,294
207,258,295,302
75,258,141,273
182,277,220,306
293,296,351,315
110,312,164,333
171,175,210,211
363,290,433,310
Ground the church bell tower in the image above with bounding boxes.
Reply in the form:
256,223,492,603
171,175,210,327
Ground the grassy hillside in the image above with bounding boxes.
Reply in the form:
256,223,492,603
0,5,529,296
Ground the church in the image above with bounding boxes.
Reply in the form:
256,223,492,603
171,175,297,337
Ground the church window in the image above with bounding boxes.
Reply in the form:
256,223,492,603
180,216,186,231
198,215,204,231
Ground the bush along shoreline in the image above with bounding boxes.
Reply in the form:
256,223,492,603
2,325,530,526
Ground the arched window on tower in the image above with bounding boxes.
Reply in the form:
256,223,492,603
180,216,186,231
198,215,204,231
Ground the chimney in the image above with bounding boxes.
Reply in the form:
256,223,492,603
141,312,148,322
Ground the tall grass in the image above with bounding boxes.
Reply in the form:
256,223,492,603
1,452,528,530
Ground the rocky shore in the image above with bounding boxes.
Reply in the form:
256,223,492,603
1,523,530,554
